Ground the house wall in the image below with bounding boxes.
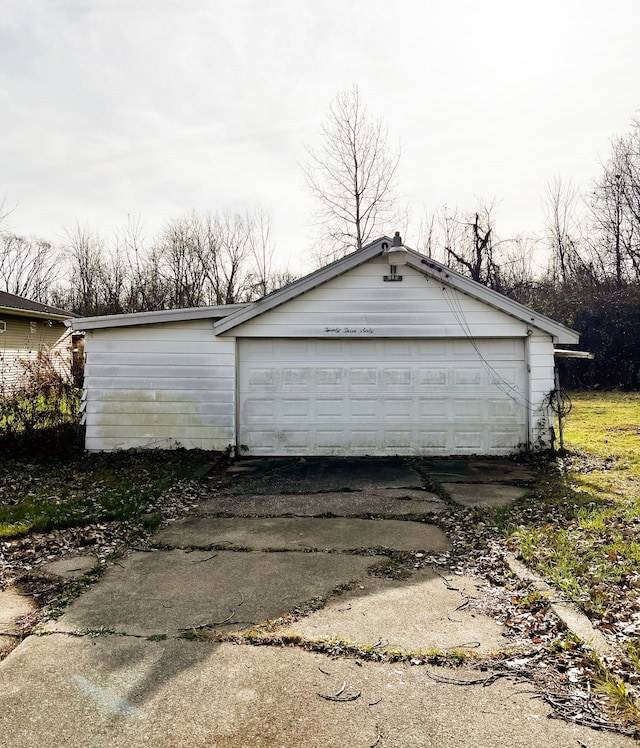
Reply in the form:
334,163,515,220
227,256,531,339
0,314,70,392
82,319,235,451
528,332,557,448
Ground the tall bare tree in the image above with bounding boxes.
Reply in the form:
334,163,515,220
303,85,400,261
0,233,60,303
61,224,108,316
589,122,640,285
543,175,591,285
247,205,274,298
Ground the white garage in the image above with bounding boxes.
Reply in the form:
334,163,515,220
70,235,580,456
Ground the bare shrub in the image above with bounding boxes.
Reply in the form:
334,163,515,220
0,346,82,454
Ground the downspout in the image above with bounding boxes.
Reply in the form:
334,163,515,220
554,367,565,451
524,330,532,450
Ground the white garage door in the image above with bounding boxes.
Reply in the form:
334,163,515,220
238,338,528,456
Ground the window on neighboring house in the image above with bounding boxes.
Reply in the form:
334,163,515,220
0,321,5,333
30,321,37,334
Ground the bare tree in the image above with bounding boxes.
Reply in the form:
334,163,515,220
247,205,274,298
61,224,109,316
206,211,255,304
115,214,163,312
303,85,400,261
154,213,209,308
543,176,591,285
420,200,503,288
588,123,640,285
0,233,60,303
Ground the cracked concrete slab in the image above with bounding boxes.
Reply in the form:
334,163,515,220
420,458,539,485
197,487,446,516
0,635,634,748
155,517,451,552
42,555,99,579
46,550,387,637
443,483,528,508
0,588,35,635
294,568,507,653
228,456,424,494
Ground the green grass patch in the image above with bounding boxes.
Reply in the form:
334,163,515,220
0,449,214,539
501,391,640,621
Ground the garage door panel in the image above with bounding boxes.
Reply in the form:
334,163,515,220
488,398,520,420
383,368,412,386
350,368,378,386
454,430,484,450
238,338,527,456
384,429,414,448
454,369,482,386
351,399,378,417
418,369,448,386
316,429,346,448
419,400,448,418
316,398,344,418
384,399,412,418
416,430,449,449
244,398,276,419
281,399,309,418
453,399,483,419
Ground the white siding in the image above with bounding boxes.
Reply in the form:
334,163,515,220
83,320,235,451
528,332,557,448
226,256,530,339
0,317,71,393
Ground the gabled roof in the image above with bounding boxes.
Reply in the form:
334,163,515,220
0,290,72,320
68,303,250,331
214,237,580,345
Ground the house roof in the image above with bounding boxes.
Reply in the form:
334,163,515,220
213,237,581,345
68,303,250,331
0,290,73,320
67,236,580,345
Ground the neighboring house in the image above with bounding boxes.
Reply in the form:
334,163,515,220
0,291,73,393
69,235,580,456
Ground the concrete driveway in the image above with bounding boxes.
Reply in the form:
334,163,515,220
0,456,635,747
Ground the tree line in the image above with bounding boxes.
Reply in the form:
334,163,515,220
0,206,295,317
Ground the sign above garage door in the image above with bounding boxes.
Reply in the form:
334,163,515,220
238,338,528,457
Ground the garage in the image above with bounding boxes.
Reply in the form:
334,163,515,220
70,235,580,455
238,337,527,456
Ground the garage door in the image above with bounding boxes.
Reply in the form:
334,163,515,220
238,338,528,456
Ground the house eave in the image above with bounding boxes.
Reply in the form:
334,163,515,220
407,253,580,345
0,306,70,322
68,304,250,331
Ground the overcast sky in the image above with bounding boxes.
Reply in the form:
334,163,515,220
2,0,640,273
